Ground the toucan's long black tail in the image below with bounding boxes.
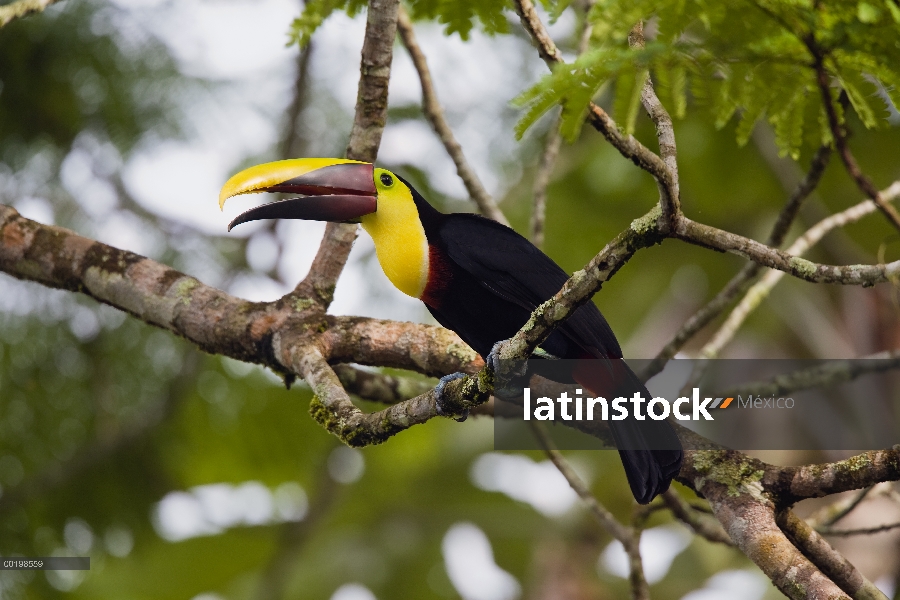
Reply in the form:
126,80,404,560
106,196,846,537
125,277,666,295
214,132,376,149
572,359,683,504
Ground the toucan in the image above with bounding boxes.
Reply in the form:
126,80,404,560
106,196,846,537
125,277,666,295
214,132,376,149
218,158,683,503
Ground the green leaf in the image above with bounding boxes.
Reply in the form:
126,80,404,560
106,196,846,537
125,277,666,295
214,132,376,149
770,85,808,159
288,0,364,48
837,67,888,129
514,87,563,140
735,80,771,146
657,62,688,119
611,68,647,135
407,0,509,39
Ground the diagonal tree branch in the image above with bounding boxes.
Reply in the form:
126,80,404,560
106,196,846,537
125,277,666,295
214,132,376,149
628,21,680,224
662,488,733,546
807,42,900,234
642,143,832,380
396,8,509,226
293,0,401,306
680,450,852,599
716,349,900,400
698,180,900,359
778,509,888,600
805,484,880,529
531,422,649,600
512,0,678,225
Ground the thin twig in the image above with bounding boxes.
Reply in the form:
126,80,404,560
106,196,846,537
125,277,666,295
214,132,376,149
698,180,900,359
715,349,900,407
628,22,680,223
512,0,677,218
280,41,315,161
531,123,561,248
396,8,508,225
662,488,733,546
530,422,649,600
805,485,877,529
819,522,900,537
808,41,900,233
531,1,594,247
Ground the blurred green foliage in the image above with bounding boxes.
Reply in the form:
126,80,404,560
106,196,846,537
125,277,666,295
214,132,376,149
1,1,899,599
514,0,900,158
289,0,507,45
0,0,183,167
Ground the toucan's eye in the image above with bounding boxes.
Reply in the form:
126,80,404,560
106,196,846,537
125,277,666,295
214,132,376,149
380,173,394,187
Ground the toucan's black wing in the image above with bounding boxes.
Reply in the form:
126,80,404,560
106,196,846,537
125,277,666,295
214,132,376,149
436,213,622,359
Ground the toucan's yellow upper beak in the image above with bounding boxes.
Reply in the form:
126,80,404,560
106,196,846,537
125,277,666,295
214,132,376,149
218,158,379,232
218,158,368,209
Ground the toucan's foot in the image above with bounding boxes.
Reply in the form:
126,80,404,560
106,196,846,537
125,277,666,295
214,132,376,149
435,372,468,422
486,340,506,375
487,339,528,398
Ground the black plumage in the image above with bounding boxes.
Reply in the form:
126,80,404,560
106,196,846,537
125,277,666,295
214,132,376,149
407,180,683,503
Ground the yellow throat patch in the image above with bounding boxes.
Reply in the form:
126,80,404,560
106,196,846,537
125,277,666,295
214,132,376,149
360,169,429,298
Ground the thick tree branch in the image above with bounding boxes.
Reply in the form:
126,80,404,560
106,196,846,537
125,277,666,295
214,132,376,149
778,510,888,600
778,449,900,502
396,8,509,226
0,0,62,28
0,205,481,382
680,450,852,599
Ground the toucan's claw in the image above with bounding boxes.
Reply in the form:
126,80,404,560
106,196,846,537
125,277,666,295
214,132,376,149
435,372,468,422
487,339,530,399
